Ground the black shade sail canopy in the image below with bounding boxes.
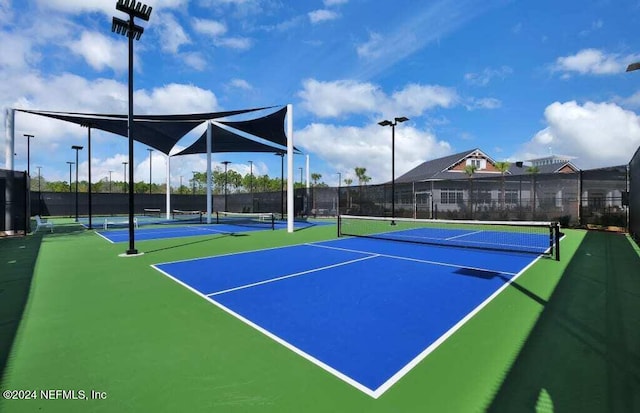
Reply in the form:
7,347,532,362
175,123,300,155
15,106,291,155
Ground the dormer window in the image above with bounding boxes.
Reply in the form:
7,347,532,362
466,158,485,169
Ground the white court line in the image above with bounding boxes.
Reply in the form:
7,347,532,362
94,231,115,243
207,254,379,296
306,243,519,276
445,229,483,240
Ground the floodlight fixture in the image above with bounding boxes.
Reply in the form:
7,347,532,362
378,116,410,223
116,0,152,21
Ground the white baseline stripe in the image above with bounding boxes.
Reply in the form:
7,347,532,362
207,254,379,296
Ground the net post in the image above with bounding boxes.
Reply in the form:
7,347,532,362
554,222,561,261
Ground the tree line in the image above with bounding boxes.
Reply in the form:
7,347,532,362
29,166,374,194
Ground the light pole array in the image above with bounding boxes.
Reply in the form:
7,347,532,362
378,116,409,223
112,0,153,255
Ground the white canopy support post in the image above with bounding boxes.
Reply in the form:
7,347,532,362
206,121,212,224
5,108,14,170
287,104,294,233
165,154,171,220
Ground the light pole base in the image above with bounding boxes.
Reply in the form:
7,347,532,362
119,250,144,257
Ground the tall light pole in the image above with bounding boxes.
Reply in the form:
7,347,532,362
71,145,83,222
122,162,128,193
192,171,196,195
112,0,153,255
24,134,34,178
222,161,231,211
378,116,409,224
66,161,74,218
147,148,153,195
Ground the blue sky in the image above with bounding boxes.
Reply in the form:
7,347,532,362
2,0,640,187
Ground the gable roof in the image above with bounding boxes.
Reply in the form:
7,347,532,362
396,148,581,183
395,148,507,183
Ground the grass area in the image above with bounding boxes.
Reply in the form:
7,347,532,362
0,221,638,412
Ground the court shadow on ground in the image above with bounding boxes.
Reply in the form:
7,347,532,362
0,232,43,380
486,231,640,413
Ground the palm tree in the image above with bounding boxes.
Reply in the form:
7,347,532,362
344,178,353,209
464,164,478,218
354,167,370,186
495,161,511,211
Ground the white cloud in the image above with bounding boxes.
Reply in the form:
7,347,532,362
298,79,461,119
308,9,340,24
356,32,385,60
182,52,208,71
215,37,252,50
155,12,190,54
552,48,639,77
135,83,220,114
392,84,459,115
0,32,40,71
297,123,452,183
517,101,640,168
464,66,513,86
298,79,383,118
229,78,253,90
67,31,128,72
193,18,227,37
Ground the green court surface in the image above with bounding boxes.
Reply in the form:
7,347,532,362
1,220,639,412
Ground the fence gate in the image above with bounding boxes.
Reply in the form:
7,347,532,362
414,191,432,219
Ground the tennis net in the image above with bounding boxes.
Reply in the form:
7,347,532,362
215,211,275,230
337,215,561,260
171,210,204,224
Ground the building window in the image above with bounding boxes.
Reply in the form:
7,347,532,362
441,189,464,204
505,190,518,204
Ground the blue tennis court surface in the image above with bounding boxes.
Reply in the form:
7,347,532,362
152,237,543,398
96,220,327,243
97,223,268,243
